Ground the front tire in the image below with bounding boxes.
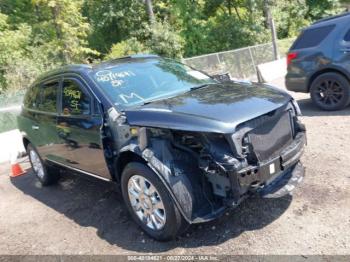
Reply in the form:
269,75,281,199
27,143,59,186
121,162,186,241
310,72,350,111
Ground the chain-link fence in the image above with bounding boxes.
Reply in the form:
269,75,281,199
183,38,295,81
0,38,295,133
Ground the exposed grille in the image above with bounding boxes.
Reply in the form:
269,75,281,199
248,111,293,162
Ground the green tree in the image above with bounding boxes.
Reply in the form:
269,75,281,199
83,0,147,54
0,0,348,94
32,0,98,63
0,13,32,92
106,21,184,59
0,0,97,93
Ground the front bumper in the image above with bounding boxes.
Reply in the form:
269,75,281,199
257,161,304,198
231,132,306,200
190,132,306,224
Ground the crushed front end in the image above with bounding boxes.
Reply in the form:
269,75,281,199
226,101,306,201
182,100,306,222
117,99,306,224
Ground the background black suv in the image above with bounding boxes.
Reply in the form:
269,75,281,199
286,13,350,111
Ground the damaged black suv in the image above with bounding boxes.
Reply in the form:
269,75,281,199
18,55,306,240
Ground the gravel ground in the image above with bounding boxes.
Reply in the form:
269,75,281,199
0,79,350,255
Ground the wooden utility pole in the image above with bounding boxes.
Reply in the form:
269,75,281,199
264,0,279,60
145,0,155,23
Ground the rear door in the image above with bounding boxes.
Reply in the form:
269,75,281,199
19,83,41,149
333,25,350,73
35,79,61,160
56,77,111,180
19,79,60,160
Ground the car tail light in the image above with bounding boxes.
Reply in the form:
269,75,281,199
287,52,298,66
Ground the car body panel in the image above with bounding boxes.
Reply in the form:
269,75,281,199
125,82,291,133
18,73,111,180
55,113,111,179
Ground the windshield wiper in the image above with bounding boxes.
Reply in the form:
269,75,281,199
140,83,216,106
141,95,175,106
190,83,216,91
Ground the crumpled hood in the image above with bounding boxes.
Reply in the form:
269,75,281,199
124,82,292,133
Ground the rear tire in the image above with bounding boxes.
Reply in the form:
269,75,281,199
121,162,187,241
310,72,350,111
27,143,59,186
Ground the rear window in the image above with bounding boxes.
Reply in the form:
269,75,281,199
291,24,335,50
23,84,41,110
37,81,59,113
24,80,59,112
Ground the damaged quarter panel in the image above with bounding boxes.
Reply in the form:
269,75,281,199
118,134,197,221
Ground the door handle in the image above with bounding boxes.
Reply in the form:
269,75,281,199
32,125,39,130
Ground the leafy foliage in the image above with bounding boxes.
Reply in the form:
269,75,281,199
106,21,184,59
0,0,347,94
82,0,147,54
106,37,149,59
142,21,184,58
0,14,34,93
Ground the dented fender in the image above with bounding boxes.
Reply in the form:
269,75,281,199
118,139,196,223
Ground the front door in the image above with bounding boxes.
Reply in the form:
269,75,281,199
56,77,111,180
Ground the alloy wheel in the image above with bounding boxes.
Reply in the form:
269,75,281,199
127,175,166,231
313,79,345,107
29,149,44,179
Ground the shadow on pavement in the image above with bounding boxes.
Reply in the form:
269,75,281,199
296,97,350,117
11,168,292,252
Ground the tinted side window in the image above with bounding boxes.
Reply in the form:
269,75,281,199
38,81,58,112
291,25,335,50
62,79,91,116
93,99,101,115
24,84,41,109
344,28,350,42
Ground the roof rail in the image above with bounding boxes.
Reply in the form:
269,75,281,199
35,64,91,81
130,54,159,59
93,54,160,68
313,12,350,25
110,54,159,62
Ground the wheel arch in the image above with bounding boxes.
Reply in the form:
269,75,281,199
116,145,195,224
22,136,31,151
115,150,147,182
308,67,350,92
